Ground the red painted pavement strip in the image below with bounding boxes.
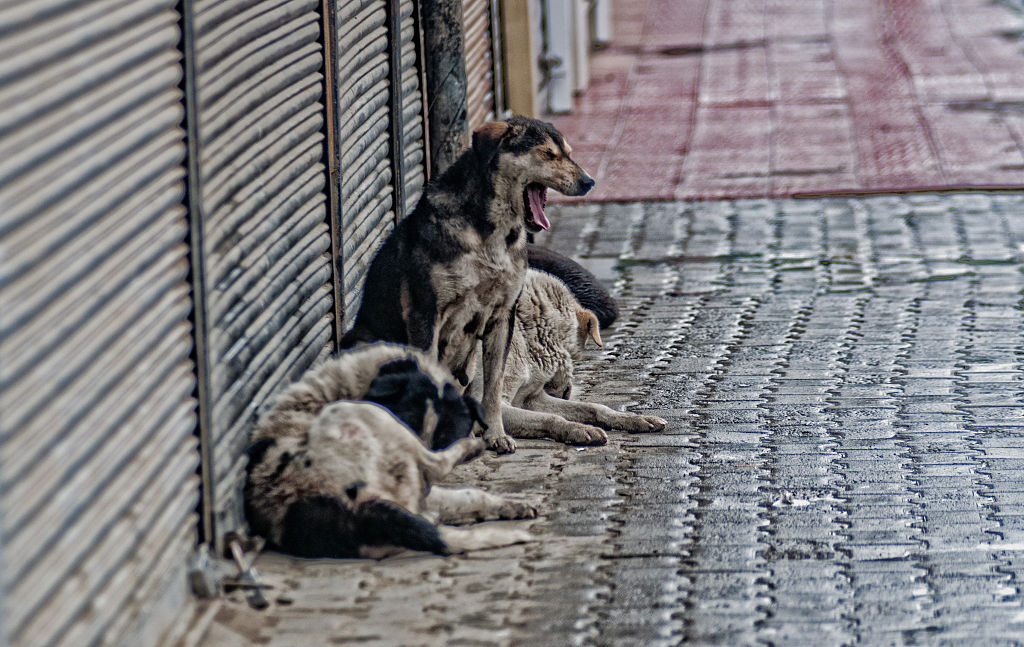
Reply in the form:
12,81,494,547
551,0,1024,202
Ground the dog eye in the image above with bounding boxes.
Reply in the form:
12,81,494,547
542,149,557,159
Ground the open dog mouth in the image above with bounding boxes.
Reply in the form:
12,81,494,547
523,183,549,232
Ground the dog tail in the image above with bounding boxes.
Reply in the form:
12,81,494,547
278,494,448,558
527,244,618,328
354,499,450,555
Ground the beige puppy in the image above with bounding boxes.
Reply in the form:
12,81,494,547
501,269,667,444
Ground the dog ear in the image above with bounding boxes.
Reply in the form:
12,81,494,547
365,365,437,439
429,384,487,449
376,358,420,377
364,361,416,400
472,121,511,164
364,374,402,400
576,308,603,347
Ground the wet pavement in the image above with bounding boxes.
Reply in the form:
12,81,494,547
550,0,1024,201
203,193,1024,645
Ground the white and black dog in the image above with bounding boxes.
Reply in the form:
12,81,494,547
244,344,535,559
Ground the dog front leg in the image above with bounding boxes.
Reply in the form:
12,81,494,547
418,437,485,483
480,316,517,453
437,522,533,553
502,403,607,445
529,392,667,433
425,485,537,524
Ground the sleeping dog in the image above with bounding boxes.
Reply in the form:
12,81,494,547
245,343,535,558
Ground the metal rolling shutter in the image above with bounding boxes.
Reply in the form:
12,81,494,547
400,0,427,214
0,1,199,645
192,0,334,537
463,0,496,129
337,0,394,322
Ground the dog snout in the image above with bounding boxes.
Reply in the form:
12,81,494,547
572,171,595,196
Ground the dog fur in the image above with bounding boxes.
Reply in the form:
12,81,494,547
501,270,667,444
340,116,595,454
244,343,536,559
251,343,484,450
527,244,618,329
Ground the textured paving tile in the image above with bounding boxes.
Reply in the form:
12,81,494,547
551,0,1024,201
203,194,1024,646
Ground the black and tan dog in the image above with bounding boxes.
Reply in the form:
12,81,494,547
340,116,595,454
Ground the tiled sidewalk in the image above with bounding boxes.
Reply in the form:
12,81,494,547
551,0,1024,201
201,193,1024,646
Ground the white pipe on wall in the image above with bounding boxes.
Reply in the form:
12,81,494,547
593,0,612,45
544,0,574,113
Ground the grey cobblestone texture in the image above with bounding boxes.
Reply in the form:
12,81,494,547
203,194,1024,646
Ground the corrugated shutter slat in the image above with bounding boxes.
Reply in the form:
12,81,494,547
193,0,334,536
463,0,495,129
213,289,334,498
4,241,191,515
16,404,197,647
2,166,185,389
400,5,425,213
337,0,394,323
0,1,199,644
335,0,426,321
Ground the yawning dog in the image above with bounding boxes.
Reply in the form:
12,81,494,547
244,344,536,558
340,116,595,454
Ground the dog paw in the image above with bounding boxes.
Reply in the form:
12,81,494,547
498,500,538,520
485,432,517,454
563,423,608,445
632,414,667,433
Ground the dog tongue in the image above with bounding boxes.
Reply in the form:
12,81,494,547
526,185,550,230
